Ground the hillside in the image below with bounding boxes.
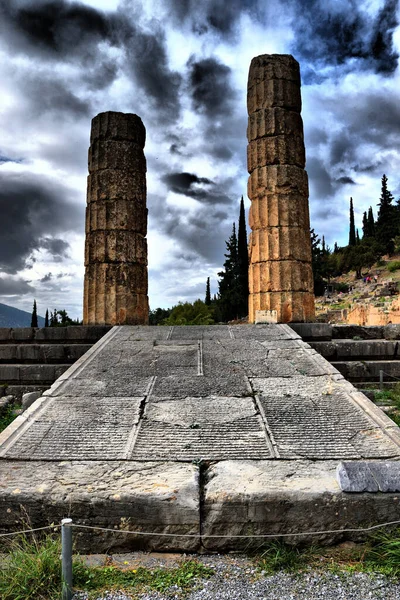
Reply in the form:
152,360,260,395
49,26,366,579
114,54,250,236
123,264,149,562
0,302,45,328
316,256,400,325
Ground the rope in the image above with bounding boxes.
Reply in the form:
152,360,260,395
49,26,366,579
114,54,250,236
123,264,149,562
2,519,400,541
380,370,400,383
0,524,61,538
65,519,400,539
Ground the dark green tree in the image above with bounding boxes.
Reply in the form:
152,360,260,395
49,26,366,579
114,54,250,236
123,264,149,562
30,300,38,328
376,174,397,255
367,206,375,237
362,211,368,238
237,196,249,318
205,277,211,306
44,309,49,328
218,223,241,321
163,300,214,325
149,307,172,325
349,197,356,246
356,229,360,244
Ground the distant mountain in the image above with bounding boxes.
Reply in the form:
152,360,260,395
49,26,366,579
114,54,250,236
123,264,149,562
0,302,45,328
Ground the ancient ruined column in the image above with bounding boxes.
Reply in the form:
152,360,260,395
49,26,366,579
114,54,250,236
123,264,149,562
247,54,315,323
83,111,149,325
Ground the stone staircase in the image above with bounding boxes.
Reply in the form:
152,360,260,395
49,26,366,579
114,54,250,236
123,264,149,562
0,326,110,400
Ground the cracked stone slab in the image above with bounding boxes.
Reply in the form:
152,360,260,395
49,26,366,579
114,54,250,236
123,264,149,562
338,461,400,492
131,397,272,461
0,460,200,552
202,460,400,550
151,374,252,398
1,397,143,460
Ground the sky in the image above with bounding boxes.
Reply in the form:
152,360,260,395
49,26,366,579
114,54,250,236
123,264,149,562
0,0,400,318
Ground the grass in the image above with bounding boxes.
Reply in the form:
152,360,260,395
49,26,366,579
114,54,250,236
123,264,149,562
0,531,214,600
0,405,21,433
387,261,400,272
254,532,400,577
374,384,400,426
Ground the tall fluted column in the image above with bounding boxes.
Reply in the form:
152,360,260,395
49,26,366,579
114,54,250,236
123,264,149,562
83,111,149,325
247,54,315,323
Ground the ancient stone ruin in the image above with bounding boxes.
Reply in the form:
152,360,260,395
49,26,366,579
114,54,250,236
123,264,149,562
83,111,149,325
247,54,315,323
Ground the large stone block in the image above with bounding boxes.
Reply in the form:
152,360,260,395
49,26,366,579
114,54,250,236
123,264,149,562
249,226,312,262
247,108,304,141
83,263,149,325
90,111,146,147
88,140,146,174
248,54,301,85
85,231,147,265
247,78,301,114
249,260,314,293
249,194,310,229
249,291,315,323
247,135,305,172
85,200,147,236
87,170,146,203
248,164,309,198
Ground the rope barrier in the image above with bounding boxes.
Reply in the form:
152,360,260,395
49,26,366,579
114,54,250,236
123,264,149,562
0,524,61,538
68,519,400,539
3,519,400,541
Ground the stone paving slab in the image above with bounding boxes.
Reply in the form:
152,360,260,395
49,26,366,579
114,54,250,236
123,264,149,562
1,324,400,551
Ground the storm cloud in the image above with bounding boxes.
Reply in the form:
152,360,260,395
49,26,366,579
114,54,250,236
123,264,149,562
0,173,82,274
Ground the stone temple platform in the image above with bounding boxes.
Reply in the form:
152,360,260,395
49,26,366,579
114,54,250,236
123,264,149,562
1,324,400,552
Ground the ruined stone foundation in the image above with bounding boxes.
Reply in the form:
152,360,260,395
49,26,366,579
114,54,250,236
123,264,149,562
83,111,149,325
247,54,315,323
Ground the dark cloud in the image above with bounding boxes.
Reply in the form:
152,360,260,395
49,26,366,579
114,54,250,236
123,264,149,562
0,0,111,61
165,0,259,36
0,172,82,274
40,238,70,260
40,272,53,282
336,176,356,185
20,75,90,117
0,277,35,296
187,56,235,118
289,0,399,75
162,171,234,205
0,155,23,164
0,1,182,119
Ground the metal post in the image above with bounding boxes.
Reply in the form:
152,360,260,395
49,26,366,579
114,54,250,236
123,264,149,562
61,518,73,600
380,370,384,391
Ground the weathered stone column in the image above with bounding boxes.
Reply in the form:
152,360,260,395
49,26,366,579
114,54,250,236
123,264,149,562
83,111,149,325
247,54,315,323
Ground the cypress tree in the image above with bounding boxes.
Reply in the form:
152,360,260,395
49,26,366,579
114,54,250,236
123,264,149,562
205,277,211,305
362,211,368,238
349,197,356,246
45,309,49,328
376,174,397,254
30,300,38,328
237,196,249,318
218,223,240,321
367,206,375,237
356,229,360,244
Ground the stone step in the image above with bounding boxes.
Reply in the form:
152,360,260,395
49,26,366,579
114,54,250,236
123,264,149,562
332,360,400,382
0,326,111,344
0,364,70,384
0,344,91,364
311,340,399,360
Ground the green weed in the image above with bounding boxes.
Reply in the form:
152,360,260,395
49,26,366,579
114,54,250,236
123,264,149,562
255,541,312,574
0,531,213,600
0,405,21,433
0,531,62,600
387,261,400,272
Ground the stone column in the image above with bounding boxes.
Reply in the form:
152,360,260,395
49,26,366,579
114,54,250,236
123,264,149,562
83,111,149,325
247,54,315,323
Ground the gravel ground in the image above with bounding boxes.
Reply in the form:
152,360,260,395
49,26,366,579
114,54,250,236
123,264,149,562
71,554,400,600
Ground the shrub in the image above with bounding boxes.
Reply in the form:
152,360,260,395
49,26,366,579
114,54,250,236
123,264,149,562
387,261,400,272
